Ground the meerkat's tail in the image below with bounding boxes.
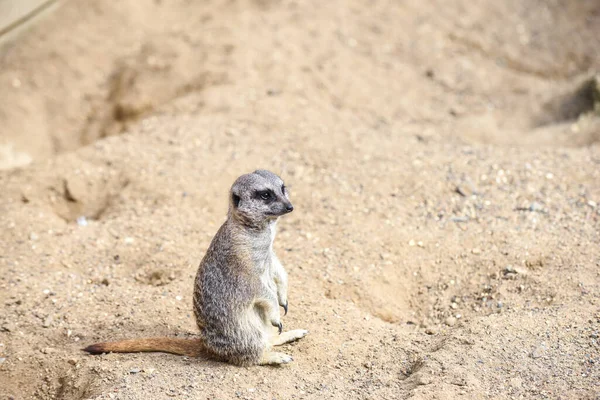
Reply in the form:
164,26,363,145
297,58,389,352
83,337,205,357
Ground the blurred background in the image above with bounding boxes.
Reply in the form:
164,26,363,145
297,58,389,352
0,1,599,399
1,0,599,170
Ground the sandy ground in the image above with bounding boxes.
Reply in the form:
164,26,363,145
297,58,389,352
0,0,599,399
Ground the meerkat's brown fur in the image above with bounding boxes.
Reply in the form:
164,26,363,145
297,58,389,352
83,170,307,366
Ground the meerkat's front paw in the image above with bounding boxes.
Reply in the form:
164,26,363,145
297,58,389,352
280,300,288,316
260,351,293,365
271,320,283,334
276,286,288,316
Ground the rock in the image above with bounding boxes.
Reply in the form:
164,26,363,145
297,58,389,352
129,368,141,374
455,185,469,197
42,315,53,328
1,323,15,332
425,327,437,335
531,343,547,359
445,317,457,327
471,248,481,255
40,347,56,354
503,265,527,279
29,232,39,241
76,216,88,226
68,358,77,365
529,202,543,212
0,357,6,365
415,373,431,385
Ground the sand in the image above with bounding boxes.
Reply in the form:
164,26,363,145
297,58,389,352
0,0,599,399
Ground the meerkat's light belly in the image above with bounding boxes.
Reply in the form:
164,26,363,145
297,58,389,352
259,267,276,293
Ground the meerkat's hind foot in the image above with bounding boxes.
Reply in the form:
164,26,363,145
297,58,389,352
270,329,308,346
259,351,293,365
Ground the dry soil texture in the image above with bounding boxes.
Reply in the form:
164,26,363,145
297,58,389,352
0,1,599,399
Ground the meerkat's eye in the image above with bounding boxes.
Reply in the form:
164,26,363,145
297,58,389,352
259,191,271,200
281,185,286,194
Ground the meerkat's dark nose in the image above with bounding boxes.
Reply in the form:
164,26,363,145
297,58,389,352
286,204,294,212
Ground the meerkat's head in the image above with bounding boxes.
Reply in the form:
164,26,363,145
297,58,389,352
228,170,293,229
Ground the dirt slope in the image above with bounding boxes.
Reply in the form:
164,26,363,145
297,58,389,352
0,1,599,399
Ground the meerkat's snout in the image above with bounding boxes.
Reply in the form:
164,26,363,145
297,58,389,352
276,201,293,216
279,190,294,215
267,195,293,217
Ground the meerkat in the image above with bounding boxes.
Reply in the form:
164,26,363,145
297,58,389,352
84,170,308,365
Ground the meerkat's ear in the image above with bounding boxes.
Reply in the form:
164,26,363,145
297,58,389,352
232,192,241,208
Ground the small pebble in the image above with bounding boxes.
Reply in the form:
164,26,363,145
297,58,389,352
76,216,88,227
471,248,481,255
124,237,135,244
415,374,431,385
129,368,141,374
529,202,543,212
42,315,53,328
445,317,457,327
531,343,547,359
0,357,5,364
68,358,77,365
40,347,56,354
29,232,39,241
503,265,527,278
